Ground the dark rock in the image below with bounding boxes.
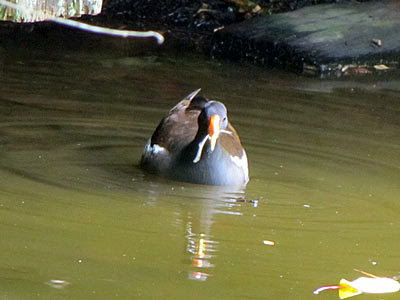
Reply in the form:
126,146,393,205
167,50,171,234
211,0,400,73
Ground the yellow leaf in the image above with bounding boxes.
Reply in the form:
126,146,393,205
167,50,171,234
338,279,362,299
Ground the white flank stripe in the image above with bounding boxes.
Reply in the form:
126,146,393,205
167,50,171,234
230,150,249,179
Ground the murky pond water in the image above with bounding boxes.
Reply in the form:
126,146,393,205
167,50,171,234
1,46,400,299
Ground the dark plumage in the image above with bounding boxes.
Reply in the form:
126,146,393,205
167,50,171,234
141,89,249,186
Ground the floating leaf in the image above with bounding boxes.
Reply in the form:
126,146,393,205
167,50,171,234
342,277,400,295
313,270,400,299
338,279,363,299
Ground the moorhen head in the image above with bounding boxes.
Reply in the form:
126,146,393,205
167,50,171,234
140,89,249,186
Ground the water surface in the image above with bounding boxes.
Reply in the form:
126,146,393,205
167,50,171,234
1,48,400,299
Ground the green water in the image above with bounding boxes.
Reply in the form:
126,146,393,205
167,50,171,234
0,48,400,299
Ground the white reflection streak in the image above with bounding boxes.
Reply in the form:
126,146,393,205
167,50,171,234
45,279,70,289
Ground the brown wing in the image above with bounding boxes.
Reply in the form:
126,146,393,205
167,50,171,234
220,122,245,158
150,96,206,154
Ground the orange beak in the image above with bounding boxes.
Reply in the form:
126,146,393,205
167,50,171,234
208,114,220,151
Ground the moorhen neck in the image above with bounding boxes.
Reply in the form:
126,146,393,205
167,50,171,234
140,89,249,186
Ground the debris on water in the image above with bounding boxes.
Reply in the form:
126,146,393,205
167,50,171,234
263,240,275,246
313,269,400,299
374,64,390,70
372,38,382,47
342,65,372,75
368,259,377,266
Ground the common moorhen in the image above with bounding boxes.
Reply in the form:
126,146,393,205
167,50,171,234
140,89,249,186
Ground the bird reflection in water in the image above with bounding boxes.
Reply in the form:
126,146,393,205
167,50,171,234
183,186,257,281
186,226,216,281
141,172,257,282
